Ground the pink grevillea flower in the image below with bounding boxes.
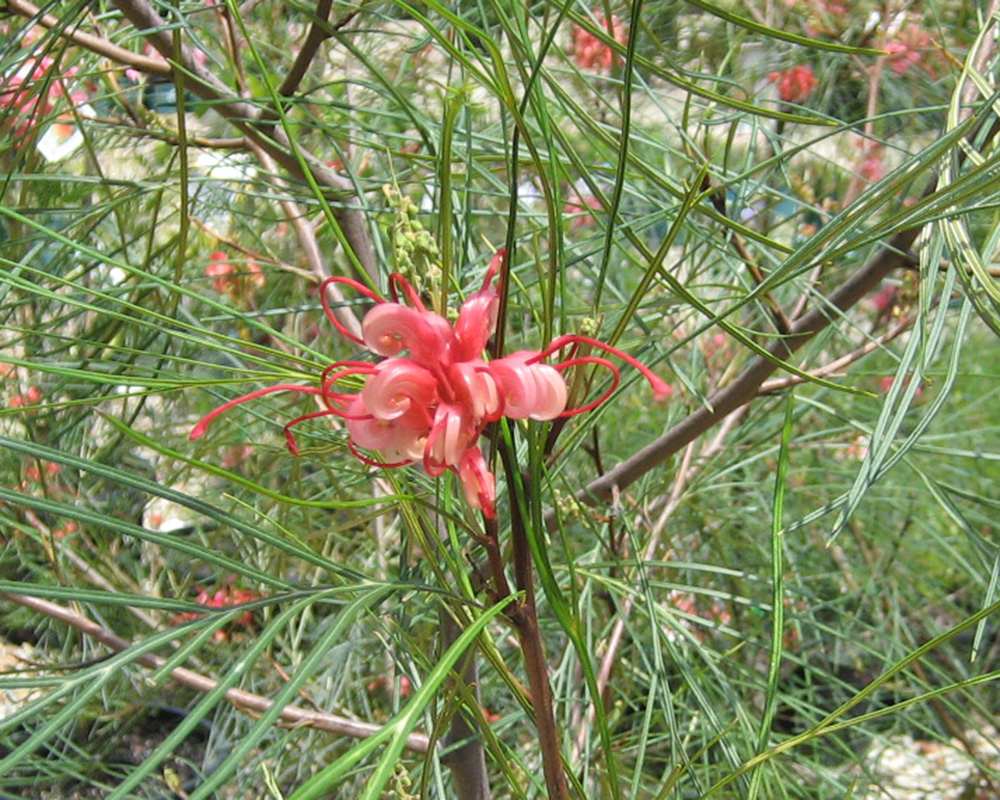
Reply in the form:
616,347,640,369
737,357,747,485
571,10,626,73
885,25,934,77
1,54,78,141
206,250,265,299
768,65,818,103
191,250,672,518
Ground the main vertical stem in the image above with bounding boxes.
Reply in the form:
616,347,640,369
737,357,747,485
438,515,492,800
513,597,569,800
503,455,570,800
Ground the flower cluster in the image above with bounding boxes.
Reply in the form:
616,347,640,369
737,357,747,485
768,65,818,103
7,384,42,409
884,24,933,77
1,52,82,142
563,183,603,231
571,9,626,73
171,580,261,641
205,250,266,300
191,251,671,517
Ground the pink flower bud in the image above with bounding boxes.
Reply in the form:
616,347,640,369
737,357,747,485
458,446,496,517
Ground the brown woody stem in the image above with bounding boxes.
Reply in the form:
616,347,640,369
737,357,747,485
501,452,570,800
1,592,431,752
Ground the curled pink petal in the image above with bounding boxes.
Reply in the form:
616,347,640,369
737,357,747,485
362,359,438,423
345,396,428,462
362,303,453,364
449,360,502,421
453,276,500,360
490,352,568,420
425,403,472,474
453,290,499,362
457,446,496,518
482,249,505,292
531,366,569,420
488,351,538,418
452,251,503,361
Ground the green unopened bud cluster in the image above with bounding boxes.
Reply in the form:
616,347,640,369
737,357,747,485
386,762,417,800
555,490,585,522
578,316,600,337
384,184,442,299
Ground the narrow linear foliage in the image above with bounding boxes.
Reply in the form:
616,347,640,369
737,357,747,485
2,1,1000,798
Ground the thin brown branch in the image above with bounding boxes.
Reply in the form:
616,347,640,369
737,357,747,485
7,0,171,77
278,0,335,98
111,0,377,280
501,457,569,800
757,314,913,395
216,0,247,95
842,4,890,209
569,20,1000,518
566,113,1000,521
702,175,792,335
1,592,432,753
17,0,379,281
789,262,824,321
571,218,926,513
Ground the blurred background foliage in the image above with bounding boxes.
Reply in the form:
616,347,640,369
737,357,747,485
2,0,1000,797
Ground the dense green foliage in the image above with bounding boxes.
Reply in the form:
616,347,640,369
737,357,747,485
2,0,1000,797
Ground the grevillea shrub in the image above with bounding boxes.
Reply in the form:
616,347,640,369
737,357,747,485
2,3,1000,799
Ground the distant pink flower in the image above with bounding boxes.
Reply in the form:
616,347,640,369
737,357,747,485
885,25,935,77
564,188,602,230
869,284,899,323
1,54,77,141
768,65,818,103
205,250,265,298
220,444,254,469
571,10,626,73
205,250,235,291
367,674,413,698
859,151,885,183
8,385,43,409
191,250,672,517
795,0,846,13
879,375,923,398
171,579,261,641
